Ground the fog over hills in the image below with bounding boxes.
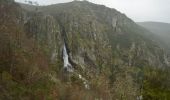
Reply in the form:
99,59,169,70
138,22,170,53
15,0,170,23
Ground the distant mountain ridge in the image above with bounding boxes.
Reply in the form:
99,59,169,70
138,22,170,53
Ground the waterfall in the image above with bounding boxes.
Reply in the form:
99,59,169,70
63,43,73,72
63,43,89,89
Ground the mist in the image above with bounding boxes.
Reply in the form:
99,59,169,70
15,0,170,23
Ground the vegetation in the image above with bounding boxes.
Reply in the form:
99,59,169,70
143,67,170,100
0,0,170,100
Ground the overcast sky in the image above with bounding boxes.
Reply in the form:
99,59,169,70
15,0,170,23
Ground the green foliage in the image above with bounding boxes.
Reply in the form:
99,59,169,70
1,0,170,100
143,67,170,100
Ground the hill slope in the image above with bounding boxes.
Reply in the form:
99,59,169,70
138,22,170,53
0,0,170,100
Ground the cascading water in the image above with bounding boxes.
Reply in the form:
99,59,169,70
63,43,89,89
63,43,73,72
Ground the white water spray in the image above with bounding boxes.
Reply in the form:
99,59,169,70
63,43,73,72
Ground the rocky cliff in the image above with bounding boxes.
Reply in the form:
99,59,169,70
0,0,170,100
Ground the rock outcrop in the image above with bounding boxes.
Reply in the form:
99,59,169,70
0,0,170,100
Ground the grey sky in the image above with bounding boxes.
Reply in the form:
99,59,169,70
15,0,170,23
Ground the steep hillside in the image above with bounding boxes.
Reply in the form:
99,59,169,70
21,0,169,69
0,0,170,100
